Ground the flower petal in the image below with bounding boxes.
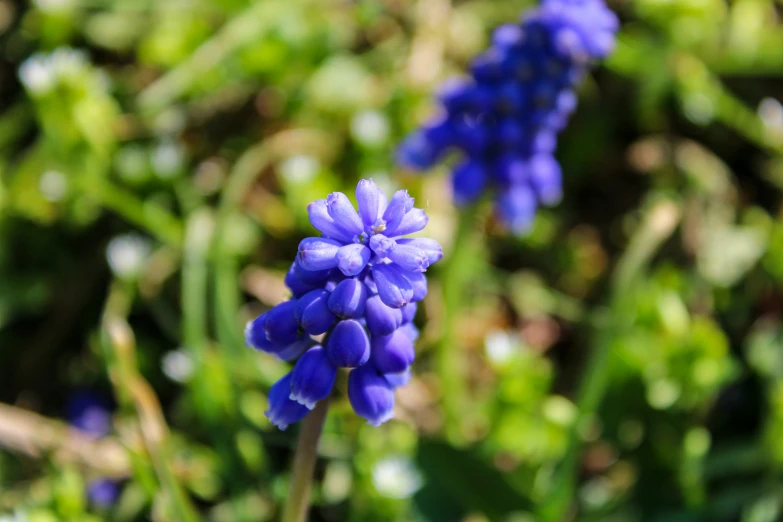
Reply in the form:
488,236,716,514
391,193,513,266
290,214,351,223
395,238,443,265
307,199,354,242
356,179,381,228
387,208,429,237
326,192,363,236
388,244,430,273
381,190,414,232
297,237,341,271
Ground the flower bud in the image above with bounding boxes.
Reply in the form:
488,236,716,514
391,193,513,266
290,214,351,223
364,295,403,336
401,302,417,324
290,347,337,409
370,329,415,374
265,373,310,430
388,245,429,273
264,300,301,346
326,319,370,368
336,244,371,276
356,179,381,228
294,289,335,335
373,263,413,308
328,279,368,319
285,263,317,298
348,364,395,427
402,270,428,302
297,237,341,271
326,192,363,236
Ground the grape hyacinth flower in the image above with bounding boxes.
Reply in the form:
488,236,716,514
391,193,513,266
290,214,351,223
67,392,121,507
246,179,442,428
397,0,618,234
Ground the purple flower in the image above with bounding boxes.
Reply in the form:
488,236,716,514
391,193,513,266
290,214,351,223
297,179,437,309
67,393,121,507
246,179,443,429
396,0,618,234
88,478,120,508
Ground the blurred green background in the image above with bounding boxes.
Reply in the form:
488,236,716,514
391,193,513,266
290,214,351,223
1,0,783,520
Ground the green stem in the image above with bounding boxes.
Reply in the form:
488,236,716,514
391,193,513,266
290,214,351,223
281,399,330,522
214,143,269,354
82,177,184,247
438,205,482,438
540,199,681,522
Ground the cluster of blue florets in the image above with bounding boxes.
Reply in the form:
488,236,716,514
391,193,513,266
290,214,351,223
397,0,618,233
68,392,121,507
245,179,442,429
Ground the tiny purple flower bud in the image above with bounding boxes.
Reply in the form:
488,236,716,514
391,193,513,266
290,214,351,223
396,132,440,170
438,77,474,113
348,364,395,427
336,244,372,276
326,319,370,368
276,336,315,362
88,479,120,507
401,302,417,324
297,237,341,271
290,347,337,410
452,160,487,205
364,295,403,336
495,155,528,186
293,260,332,285
493,23,525,50
265,373,310,430
383,368,412,389
388,245,430,273
369,234,396,258
402,270,428,302
294,289,336,335
245,313,277,353
370,329,415,374
528,154,562,206
396,238,443,265
382,190,414,232
373,263,414,308
497,184,537,234
307,199,354,243
285,263,317,298
264,300,301,346
400,322,420,343
356,179,381,229
387,208,429,237
328,279,369,319
326,192,363,236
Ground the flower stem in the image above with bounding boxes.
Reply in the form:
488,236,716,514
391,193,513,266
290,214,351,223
540,199,681,521
438,204,482,438
281,399,329,522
